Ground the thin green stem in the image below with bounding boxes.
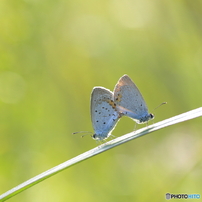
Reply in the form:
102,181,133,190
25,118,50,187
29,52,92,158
0,107,202,201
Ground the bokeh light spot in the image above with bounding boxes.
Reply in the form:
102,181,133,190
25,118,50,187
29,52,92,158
0,71,26,104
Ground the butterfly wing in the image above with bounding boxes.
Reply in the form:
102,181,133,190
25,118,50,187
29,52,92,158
113,75,153,123
91,87,120,140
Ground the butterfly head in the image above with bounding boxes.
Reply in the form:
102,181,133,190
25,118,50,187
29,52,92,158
137,113,154,124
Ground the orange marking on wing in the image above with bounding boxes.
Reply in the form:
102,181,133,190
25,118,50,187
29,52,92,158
107,100,117,109
115,93,122,102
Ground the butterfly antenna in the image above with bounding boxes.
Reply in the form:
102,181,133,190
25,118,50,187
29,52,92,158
72,131,93,138
153,102,167,111
151,102,167,116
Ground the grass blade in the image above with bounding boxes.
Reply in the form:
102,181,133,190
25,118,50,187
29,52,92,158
0,107,202,201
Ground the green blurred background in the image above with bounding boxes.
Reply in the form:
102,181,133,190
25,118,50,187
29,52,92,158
0,0,202,201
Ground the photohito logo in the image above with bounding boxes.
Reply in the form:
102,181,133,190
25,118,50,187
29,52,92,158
166,193,200,200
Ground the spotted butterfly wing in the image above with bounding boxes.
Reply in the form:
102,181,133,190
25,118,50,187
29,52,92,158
91,87,120,140
113,75,154,124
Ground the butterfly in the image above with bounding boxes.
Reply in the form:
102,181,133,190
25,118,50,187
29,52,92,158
90,87,121,141
113,74,154,124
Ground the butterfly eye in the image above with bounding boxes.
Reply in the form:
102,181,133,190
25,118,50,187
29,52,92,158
150,114,154,119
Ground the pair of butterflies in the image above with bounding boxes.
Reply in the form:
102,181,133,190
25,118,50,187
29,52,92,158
91,74,154,141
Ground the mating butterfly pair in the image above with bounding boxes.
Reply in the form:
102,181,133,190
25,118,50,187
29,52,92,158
91,74,154,141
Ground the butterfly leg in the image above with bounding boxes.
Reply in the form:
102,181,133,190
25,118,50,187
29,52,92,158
133,123,137,131
110,135,116,139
